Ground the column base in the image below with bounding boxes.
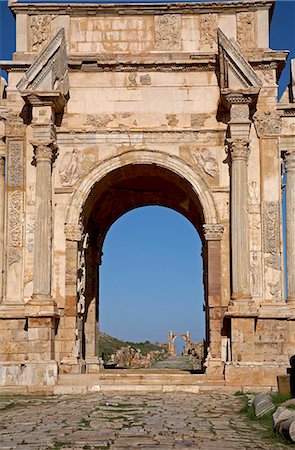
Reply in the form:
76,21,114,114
0,301,25,318
225,298,258,317
85,356,102,374
60,357,85,374
26,294,59,317
258,302,295,319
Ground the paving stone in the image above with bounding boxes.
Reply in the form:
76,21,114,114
0,393,291,449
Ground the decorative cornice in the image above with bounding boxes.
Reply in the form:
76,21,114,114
203,224,224,241
9,1,274,16
217,28,262,91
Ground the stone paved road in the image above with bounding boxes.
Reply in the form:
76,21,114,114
0,393,289,449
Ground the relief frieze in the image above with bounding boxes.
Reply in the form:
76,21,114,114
200,14,217,49
31,15,52,52
263,201,280,255
154,15,181,50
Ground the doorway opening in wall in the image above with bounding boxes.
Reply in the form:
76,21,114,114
99,206,205,372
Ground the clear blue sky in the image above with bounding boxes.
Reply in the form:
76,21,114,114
0,1,294,350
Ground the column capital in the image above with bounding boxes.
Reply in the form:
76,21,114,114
227,138,250,161
31,141,58,164
284,151,295,172
203,224,224,241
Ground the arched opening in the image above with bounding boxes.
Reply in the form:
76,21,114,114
99,206,204,369
64,153,224,375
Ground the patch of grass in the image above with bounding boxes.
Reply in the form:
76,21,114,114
80,417,91,428
52,440,70,449
83,445,91,449
270,392,292,405
0,401,16,410
239,393,295,446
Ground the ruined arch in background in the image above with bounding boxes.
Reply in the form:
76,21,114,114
62,150,224,373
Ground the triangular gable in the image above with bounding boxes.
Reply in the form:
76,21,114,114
17,28,68,96
218,28,262,90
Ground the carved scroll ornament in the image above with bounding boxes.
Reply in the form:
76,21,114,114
263,201,280,255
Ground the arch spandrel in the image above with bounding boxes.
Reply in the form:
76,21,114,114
65,150,219,231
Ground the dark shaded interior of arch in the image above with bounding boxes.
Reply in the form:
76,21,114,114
81,164,205,246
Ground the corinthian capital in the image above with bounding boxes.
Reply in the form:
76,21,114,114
227,138,250,161
32,141,58,164
203,224,224,241
284,151,295,172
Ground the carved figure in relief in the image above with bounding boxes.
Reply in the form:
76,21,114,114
250,253,262,296
194,149,218,178
27,185,35,206
237,12,255,49
166,114,179,127
249,181,259,204
59,148,80,187
128,73,137,87
268,282,280,299
154,15,181,50
140,74,151,85
31,15,52,51
85,114,115,128
200,14,217,48
249,214,261,251
265,254,281,270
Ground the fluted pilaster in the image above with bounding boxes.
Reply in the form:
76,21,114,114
228,138,251,299
284,151,295,302
31,142,57,303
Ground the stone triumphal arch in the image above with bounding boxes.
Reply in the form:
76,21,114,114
0,0,295,390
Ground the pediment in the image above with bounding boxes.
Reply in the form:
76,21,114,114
218,28,262,90
17,28,68,97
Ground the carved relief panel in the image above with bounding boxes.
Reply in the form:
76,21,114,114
236,12,255,49
154,15,181,50
262,201,282,301
200,14,218,49
30,15,53,52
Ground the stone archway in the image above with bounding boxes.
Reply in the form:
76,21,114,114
61,150,224,374
168,331,191,356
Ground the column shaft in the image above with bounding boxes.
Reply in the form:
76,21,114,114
285,151,295,301
32,144,55,299
229,139,251,298
0,156,5,299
